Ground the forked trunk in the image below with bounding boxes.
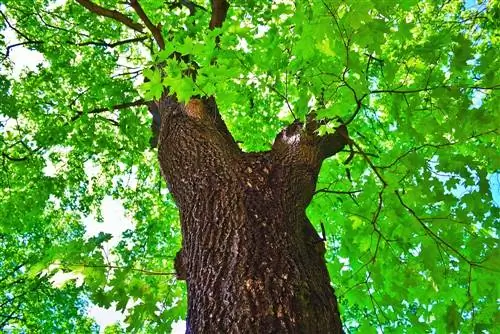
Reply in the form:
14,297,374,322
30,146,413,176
157,96,347,333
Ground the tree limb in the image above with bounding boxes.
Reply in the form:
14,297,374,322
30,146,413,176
71,99,150,122
209,0,230,29
129,0,165,49
0,307,22,329
75,0,144,33
349,138,387,186
319,124,351,159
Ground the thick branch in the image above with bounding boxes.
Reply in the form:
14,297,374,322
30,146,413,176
318,124,350,159
75,0,144,33
129,0,165,49
209,0,230,29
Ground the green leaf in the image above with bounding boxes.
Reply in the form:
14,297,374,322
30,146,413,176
445,302,460,333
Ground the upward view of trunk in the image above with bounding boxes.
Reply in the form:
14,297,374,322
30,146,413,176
156,96,349,333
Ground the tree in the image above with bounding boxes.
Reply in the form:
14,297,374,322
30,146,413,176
0,0,498,332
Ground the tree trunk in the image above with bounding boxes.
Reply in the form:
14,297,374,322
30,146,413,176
156,96,348,333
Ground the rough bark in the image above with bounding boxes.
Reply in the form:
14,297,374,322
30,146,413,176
156,95,349,333
73,0,348,330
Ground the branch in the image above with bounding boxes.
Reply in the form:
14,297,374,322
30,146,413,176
341,65,367,125
314,188,362,195
1,138,42,162
0,9,31,40
71,99,150,122
366,273,388,329
371,84,500,95
320,1,367,126
0,10,43,59
209,0,230,29
67,263,175,276
129,0,165,49
168,0,207,15
268,84,297,120
3,37,148,60
75,35,148,47
321,0,347,50
348,138,387,186
394,190,473,265
377,128,498,169
2,152,28,162
344,97,365,125
318,124,351,159
3,41,43,60
0,263,26,286
340,148,379,158
75,0,144,33
0,307,22,329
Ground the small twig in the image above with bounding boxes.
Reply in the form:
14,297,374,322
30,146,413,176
371,84,499,95
2,152,28,162
377,129,498,169
348,138,387,186
268,84,297,120
75,35,148,48
168,0,207,15
320,221,327,242
394,190,473,265
67,263,175,276
71,99,149,122
314,188,362,195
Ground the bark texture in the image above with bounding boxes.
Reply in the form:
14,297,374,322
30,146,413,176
156,95,349,333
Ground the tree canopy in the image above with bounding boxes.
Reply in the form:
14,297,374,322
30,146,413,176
0,0,498,332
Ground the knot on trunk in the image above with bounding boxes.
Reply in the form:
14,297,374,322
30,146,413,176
185,99,206,120
174,248,186,280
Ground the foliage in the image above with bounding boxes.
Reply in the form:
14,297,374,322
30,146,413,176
0,0,498,332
